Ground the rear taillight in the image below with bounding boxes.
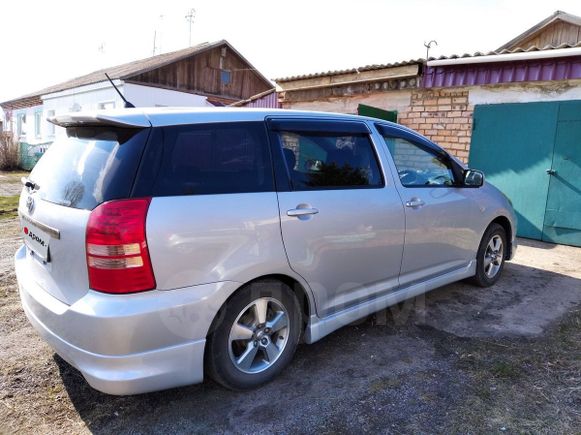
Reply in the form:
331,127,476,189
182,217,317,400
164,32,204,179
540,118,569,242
86,198,156,294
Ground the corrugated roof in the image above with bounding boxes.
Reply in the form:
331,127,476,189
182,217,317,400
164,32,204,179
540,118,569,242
275,42,581,84
2,39,272,107
230,88,277,107
274,59,423,82
427,42,581,62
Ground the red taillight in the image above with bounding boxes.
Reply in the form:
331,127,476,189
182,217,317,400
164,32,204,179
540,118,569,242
86,198,156,293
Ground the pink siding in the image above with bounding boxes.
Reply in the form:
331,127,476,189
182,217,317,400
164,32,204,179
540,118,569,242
241,91,280,108
423,56,581,87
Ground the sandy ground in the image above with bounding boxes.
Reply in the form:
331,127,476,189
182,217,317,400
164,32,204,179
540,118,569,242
0,216,579,434
0,172,25,197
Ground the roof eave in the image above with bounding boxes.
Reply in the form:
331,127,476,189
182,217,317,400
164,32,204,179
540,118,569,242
274,60,423,83
497,10,581,51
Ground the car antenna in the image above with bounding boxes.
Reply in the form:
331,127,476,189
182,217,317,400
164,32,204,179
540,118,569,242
104,73,135,108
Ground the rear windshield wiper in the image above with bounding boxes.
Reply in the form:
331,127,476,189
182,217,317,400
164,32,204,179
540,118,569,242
21,176,39,191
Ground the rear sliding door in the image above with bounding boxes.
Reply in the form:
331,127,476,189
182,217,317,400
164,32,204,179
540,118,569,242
268,119,405,317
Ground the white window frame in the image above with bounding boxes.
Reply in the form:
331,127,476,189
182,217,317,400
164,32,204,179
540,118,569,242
34,110,42,138
17,113,26,138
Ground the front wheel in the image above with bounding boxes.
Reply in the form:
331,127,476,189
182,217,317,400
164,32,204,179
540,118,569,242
470,223,507,287
206,280,302,390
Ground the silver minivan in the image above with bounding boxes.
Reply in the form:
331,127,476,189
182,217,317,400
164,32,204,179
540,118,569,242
16,108,516,394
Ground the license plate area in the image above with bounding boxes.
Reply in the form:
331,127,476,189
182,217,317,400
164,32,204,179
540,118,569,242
21,218,52,262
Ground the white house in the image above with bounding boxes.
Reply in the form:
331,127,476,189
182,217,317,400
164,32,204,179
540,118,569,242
1,40,273,169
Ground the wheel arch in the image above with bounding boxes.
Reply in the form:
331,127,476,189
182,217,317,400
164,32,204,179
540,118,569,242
205,273,314,340
489,215,513,259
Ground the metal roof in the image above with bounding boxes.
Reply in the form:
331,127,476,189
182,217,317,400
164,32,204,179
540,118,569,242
428,42,581,63
274,59,423,83
1,40,272,108
230,88,279,108
275,42,581,85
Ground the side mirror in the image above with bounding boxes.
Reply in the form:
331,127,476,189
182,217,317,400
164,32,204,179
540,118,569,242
463,169,484,187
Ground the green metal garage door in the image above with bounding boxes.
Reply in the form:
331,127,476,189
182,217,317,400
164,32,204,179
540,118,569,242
470,101,581,247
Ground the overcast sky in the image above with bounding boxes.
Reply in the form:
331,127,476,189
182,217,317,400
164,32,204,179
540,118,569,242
1,0,581,105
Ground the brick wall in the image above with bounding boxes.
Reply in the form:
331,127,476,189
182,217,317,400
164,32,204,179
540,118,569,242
398,89,473,162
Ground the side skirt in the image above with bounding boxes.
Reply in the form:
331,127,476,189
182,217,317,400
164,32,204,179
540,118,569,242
304,260,476,344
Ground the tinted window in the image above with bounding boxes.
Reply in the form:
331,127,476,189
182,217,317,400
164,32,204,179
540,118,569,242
381,136,456,187
29,127,149,210
276,131,383,190
153,122,273,196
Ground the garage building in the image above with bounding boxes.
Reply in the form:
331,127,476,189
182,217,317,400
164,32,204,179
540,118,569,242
276,11,581,247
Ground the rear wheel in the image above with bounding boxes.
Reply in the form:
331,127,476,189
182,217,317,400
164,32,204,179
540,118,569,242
206,280,302,390
470,223,507,287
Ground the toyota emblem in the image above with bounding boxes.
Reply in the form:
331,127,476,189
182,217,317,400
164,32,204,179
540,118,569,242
26,196,35,215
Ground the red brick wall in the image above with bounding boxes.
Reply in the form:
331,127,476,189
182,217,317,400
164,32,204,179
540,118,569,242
398,89,473,162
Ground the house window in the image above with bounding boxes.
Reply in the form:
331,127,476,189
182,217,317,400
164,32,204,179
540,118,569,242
47,110,55,136
220,70,231,85
34,111,42,138
98,101,115,110
17,113,26,138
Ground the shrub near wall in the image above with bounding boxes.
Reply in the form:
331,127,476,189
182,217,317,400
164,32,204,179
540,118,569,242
0,133,20,170
398,89,473,162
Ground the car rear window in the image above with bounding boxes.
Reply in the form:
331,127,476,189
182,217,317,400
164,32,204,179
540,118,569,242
29,127,150,210
152,122,274,196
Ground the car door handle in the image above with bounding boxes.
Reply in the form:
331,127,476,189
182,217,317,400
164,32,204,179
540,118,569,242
287,207,319,217
405,198,425,208
546,168,557,175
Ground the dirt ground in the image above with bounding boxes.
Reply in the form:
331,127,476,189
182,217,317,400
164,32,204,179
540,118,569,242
0,214,580,434
0,172,26,197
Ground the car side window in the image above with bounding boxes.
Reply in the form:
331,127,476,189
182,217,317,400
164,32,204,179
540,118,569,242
153,122,274,196
381,136,456,187
275,131,383,190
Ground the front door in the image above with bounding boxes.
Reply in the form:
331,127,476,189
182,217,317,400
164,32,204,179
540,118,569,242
376,130,482,286
269,119,405,317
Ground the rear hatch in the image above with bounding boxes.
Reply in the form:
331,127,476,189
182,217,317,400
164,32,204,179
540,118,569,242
19,124,151,305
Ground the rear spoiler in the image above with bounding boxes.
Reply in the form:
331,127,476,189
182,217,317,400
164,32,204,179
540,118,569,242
48,112,151,129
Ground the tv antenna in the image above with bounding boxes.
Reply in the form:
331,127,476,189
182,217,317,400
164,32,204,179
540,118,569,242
185,8,196,47
152,14,164,55
424,40,438,61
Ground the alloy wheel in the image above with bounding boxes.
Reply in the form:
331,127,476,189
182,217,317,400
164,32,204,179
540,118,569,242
228,297,290,374
484,235,504,278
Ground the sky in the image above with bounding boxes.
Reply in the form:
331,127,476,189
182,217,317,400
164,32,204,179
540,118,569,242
1,0,581,106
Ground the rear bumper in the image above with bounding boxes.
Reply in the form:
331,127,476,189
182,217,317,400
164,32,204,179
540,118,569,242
15,245,240,395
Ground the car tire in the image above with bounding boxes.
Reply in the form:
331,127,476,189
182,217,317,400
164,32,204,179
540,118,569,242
470,223,507,288
206,280,302,390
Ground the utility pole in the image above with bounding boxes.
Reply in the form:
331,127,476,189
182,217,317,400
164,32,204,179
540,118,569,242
185,8,196,47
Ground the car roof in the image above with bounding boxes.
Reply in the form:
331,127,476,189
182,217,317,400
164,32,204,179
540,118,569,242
49,107,385,129
48,106,457,165
47,107,431,140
